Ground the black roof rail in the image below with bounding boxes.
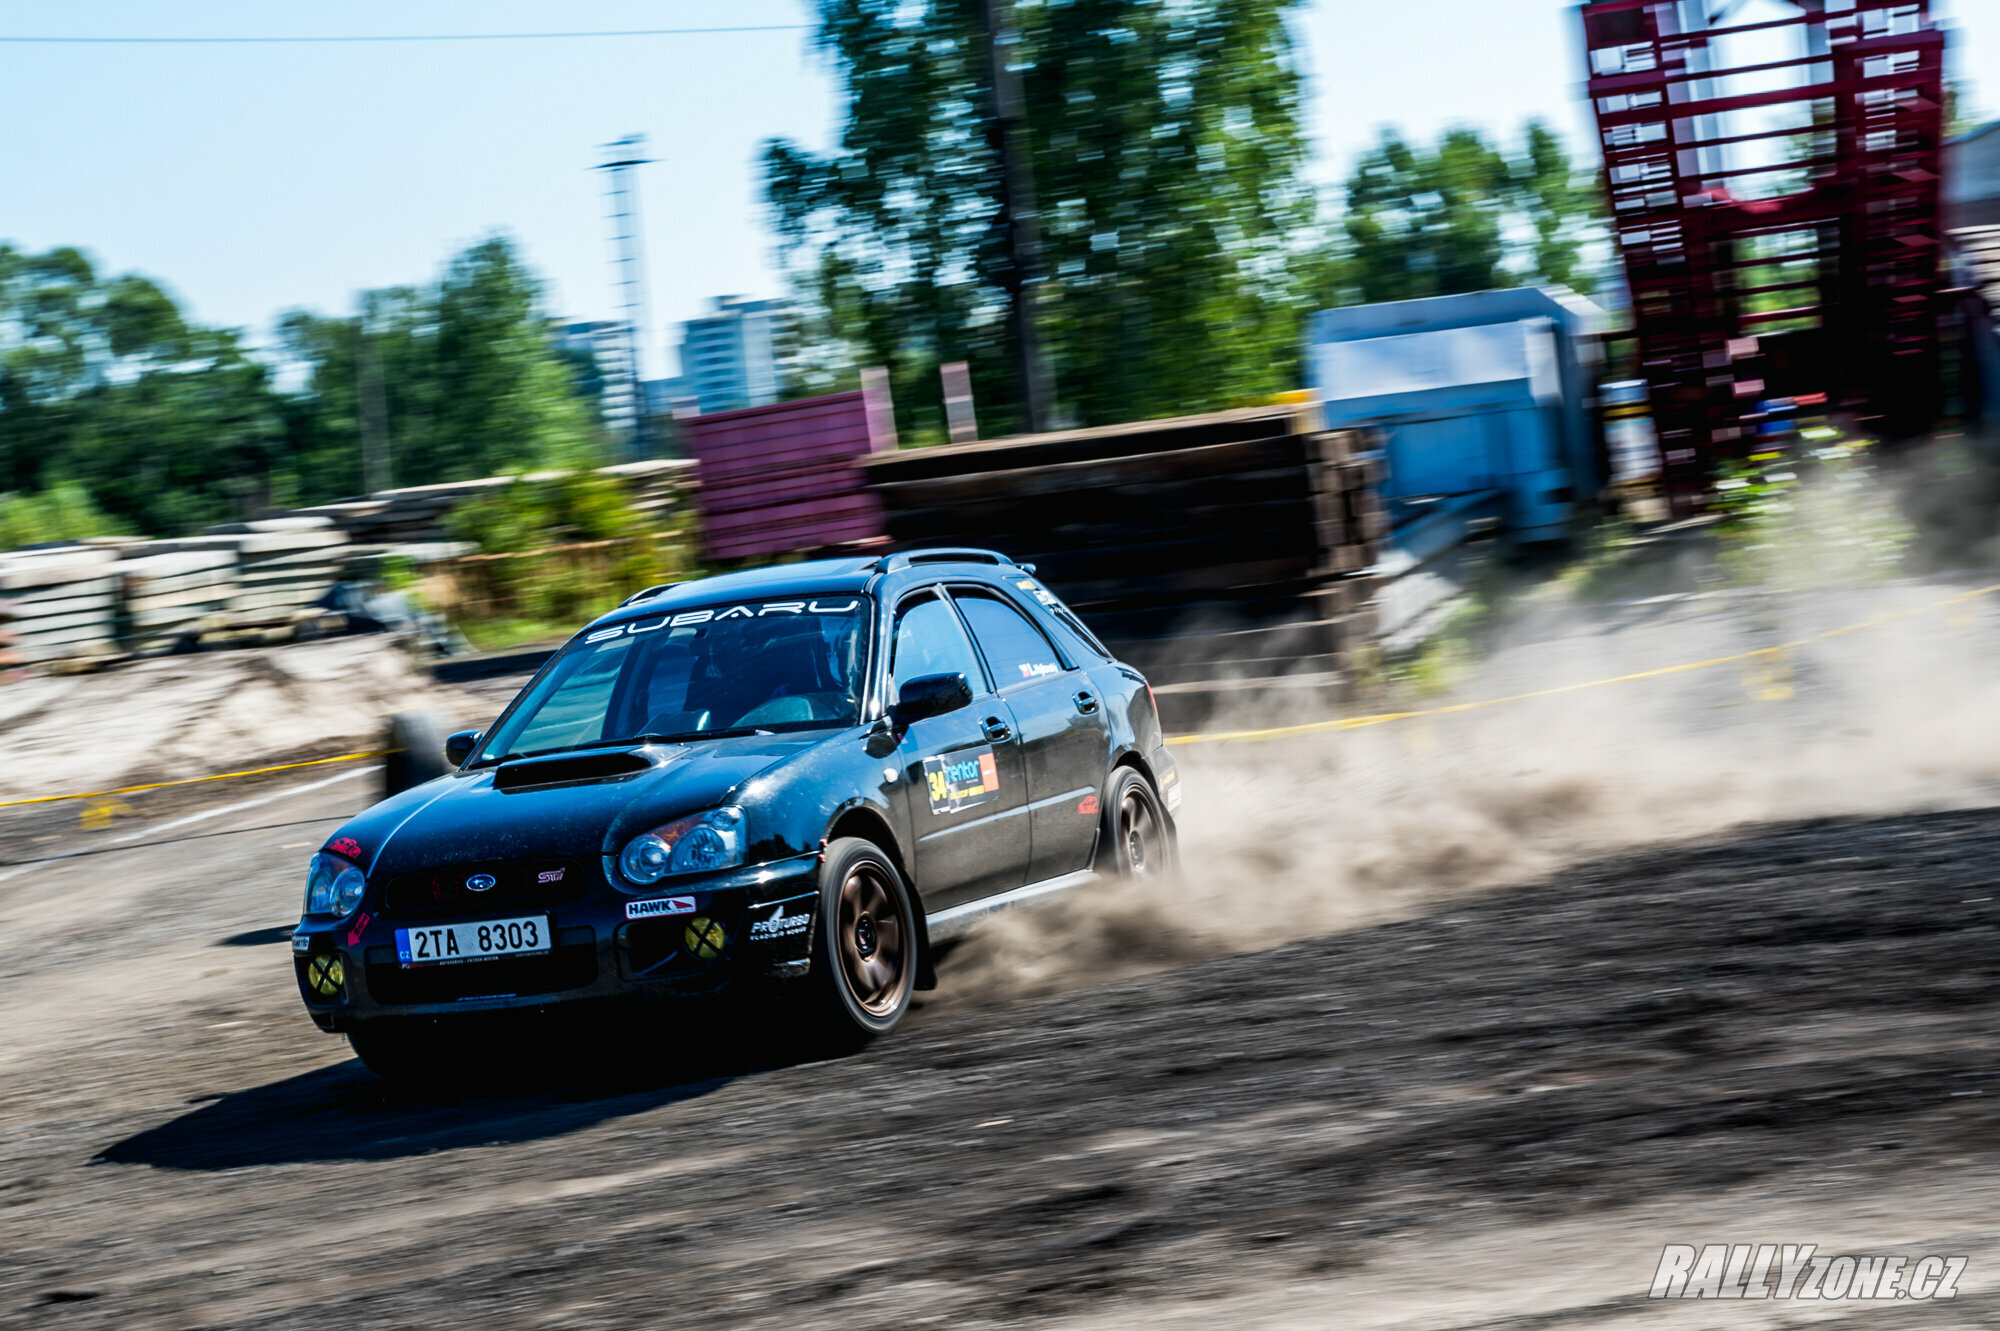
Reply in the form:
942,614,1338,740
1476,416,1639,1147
873,548,1016,574
618,582,679,607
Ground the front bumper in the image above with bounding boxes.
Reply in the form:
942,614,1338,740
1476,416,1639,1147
291,850,822,1031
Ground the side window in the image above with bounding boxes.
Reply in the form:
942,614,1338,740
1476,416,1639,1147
890,592,987,699
1048,606,1113,663
953,589,1065,687
1008,576,1111,661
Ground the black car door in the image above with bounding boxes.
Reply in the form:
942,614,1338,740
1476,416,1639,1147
948,584,1110,883
887,588,1030,909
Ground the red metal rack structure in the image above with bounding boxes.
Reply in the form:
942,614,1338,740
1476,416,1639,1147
1581,0,1946,505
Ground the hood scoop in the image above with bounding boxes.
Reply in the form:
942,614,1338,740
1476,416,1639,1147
492,749,657,791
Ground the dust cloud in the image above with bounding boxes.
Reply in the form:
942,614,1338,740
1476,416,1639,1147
940,558,2000,1007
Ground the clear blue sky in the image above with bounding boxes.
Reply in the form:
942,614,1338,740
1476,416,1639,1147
1,0,1994,380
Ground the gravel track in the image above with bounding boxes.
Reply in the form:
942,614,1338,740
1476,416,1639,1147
5,770,2000,1329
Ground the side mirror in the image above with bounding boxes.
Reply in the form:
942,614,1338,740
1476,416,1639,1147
445,730,482,767
890,672,972,729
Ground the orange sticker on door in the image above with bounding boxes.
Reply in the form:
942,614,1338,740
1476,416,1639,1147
924,747,1002,815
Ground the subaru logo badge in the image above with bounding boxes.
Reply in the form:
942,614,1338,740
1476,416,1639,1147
465,873,498,893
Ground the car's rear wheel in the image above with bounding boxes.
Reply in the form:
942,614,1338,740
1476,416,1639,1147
1101,767,1173,878
806,838,916,1047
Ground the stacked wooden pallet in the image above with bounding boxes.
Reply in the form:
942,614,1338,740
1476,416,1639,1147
596,459,693,526
143,522,350,621
227,527,351,617
683,392,885,561
284,461,694,545
1953,225,2000,312
115,546,240,652
0,547,121,663
287,478,514,545
0,597,17,672
859,405,1386,728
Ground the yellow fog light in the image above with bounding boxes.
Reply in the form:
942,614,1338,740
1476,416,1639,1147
305,954,345,999
683,916,727,961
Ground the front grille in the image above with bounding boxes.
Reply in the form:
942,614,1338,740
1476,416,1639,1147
365,939,598,1005
382,858,588,917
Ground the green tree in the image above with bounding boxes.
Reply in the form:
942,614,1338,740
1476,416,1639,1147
0,244,286,535
0,480,130,547
1337,121,1600,305
280,236,600,494
764,0,1320,440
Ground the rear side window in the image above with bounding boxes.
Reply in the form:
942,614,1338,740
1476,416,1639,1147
1048,606,1112,662
891,592,988,698
1008,575,1112,661
953,589,1065,686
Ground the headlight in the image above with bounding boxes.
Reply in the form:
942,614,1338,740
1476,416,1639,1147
304,852,367,917
619,806,746,885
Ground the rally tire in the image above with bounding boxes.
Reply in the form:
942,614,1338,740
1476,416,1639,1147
383,709,451,798
806,838,917,1049
1100,767,1174,878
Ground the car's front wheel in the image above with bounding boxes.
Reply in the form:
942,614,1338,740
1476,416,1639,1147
806,837,917,1048
347,1020,454,1086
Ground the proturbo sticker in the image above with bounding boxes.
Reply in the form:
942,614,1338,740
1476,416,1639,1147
924,747,1001,815
749,898,812,940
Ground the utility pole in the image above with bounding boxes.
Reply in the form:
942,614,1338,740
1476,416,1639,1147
597,134,656,460
979,0,1054,434
355,317,392,495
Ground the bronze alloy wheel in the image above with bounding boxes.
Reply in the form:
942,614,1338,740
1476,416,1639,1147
1118,782,1165,877
836,859,909,1016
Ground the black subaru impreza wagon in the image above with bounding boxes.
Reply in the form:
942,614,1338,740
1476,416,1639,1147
292,548,1180,1079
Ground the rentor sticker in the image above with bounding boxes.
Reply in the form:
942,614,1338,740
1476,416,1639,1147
923,746,1001,815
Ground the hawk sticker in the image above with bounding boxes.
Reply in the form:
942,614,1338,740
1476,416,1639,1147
923,747,1001,815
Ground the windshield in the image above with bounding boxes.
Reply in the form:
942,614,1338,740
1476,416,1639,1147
477,596,871,762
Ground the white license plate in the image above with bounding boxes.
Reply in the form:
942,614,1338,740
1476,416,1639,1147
395,915,550,967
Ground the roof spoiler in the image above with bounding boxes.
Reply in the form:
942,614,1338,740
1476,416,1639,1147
873,548,1034,574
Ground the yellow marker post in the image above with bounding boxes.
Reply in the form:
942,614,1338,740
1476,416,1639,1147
80,797,133,831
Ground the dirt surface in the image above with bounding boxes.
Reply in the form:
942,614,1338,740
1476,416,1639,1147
0,637,485,803
5,766,2000,1328
8,568,2000,1328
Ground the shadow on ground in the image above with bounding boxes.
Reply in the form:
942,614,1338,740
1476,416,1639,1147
92,1004,815,1170
97,1058,735,1170
216,924,294,947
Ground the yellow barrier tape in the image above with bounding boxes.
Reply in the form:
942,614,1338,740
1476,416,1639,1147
0,750,390,811
1165,581,2000,747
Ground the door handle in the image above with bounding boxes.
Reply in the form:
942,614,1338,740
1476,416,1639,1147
1074,691,1099,715
980,716,1012,742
